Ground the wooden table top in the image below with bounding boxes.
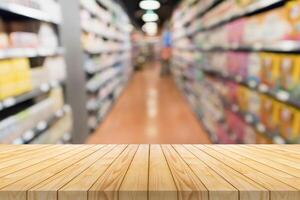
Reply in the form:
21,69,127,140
0,145,299,200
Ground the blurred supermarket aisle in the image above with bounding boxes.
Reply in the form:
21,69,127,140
87,62,211,144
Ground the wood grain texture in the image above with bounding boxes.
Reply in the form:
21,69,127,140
172,145,238,200
161,145,208,200
119,145,149,200
0,145,298,200
148,144,177,200
197,145,300,200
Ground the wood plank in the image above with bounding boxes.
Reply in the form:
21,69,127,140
88,145,139,200
227,145,300,178
249,145,300,161
0,145,53,163
184,145,269,200
58,145,127,200
0,145,41,154
161,145,208,200
0,145,102,200
209,145,300,191
119,144,149,200
0,145,90,197
148,144,177,200
244,146,300,164
0,145,71,177
28,145,115,200
172,145,238,200
253,145,300,157
196,145,300,200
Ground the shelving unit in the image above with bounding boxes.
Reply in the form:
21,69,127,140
171,0,300,144
0,0,72,144
60,0,132,142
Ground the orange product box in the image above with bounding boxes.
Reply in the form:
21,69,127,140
256,133,273,144
236,86,249,112
279,104,300,141
260,53,280,89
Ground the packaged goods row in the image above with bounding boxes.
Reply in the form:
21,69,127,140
0,56,66,101
173,61,300,144
31,107,73,144
171,0,300,144
174,49,300,103
0,0,72,144
0,87,67,144
80,9,128,41
80,0,133,134
0,0,62,23
0,19,59,51
84,52,131,74
194,1,300,48
82,31,131,54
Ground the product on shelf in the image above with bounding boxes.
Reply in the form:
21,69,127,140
0,87,65,144
32,107,73,144
0,58,32,99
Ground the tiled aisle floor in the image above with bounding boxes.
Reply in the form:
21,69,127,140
86,62,211,144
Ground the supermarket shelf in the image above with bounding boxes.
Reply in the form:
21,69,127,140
86,70,121,93
175,0,285,39
82,25,126,42
85,56,130,75
174,41,300,53
175,72,288,144
87,79,123,112
202,69,300,110
174,78,217,143
176,0,222,29
13,105,71,144
201,0,284,31
172,55,300,109
0,47,65,59
84,47,131,55
0,80,63,111
0,2,61,24
225,101,287,144
192,0,221,19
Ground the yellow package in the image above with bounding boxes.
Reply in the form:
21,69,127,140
292,110,300,141
260,53,280,89
279,54,300,91
11,58,32,95
286,0,300,39
260,95,280,133
279,105,300,141
0,60,13,85
237,86,249,112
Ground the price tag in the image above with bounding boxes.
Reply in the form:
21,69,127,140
23,130,35,141
258,84,269,93
3,98,16,108
256,123,266,133
40,83,50,92
276,90,290,102
273,136,286,144
37,121,47,132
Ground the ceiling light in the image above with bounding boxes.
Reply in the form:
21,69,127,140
142,10,159,22
142,22,158,36
139,0,160,10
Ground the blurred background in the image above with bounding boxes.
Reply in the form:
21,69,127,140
0,0,299,144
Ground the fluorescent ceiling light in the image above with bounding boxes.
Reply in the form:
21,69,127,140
142,22,158,36
139,0,160,10
142,11,159,22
